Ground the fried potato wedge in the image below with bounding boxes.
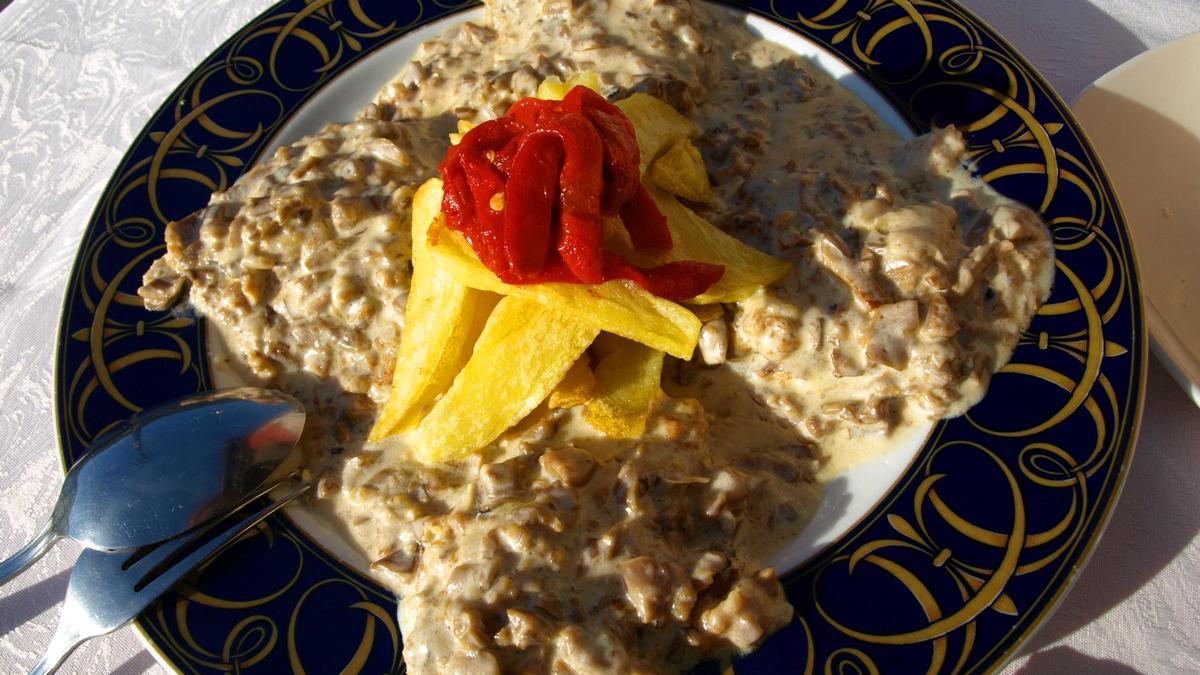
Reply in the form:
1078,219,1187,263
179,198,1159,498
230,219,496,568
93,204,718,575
647,186,791,303
614,93,788,301
648,138,712,203
368,269,495,440
548,355,597,409
448,119,476,146
615,93,698,175
369,182,497,442
414,295,597,462
584,336,665,439
419,179,701,358
537,72,602,100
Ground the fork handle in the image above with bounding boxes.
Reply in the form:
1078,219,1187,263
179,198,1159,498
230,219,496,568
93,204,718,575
0,522,57,587
27,619,80,675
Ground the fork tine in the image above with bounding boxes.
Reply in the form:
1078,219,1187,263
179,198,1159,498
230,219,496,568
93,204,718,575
120,470,301,577
134,482,310,600
28,482,310,675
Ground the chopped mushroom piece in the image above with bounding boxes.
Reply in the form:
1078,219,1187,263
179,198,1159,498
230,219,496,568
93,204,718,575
920,294,960,338
814,231,891,308
867,300,920,369
539,446,597,486
619,556,681,624
699,571,793,651
698,318,729,364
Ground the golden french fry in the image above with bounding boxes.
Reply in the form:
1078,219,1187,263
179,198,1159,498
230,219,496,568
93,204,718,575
536,72,602,100
584,336,665,439
647,186,791,303
369,182,497,441
616,93,788,300
414,295,597,462
648,138,713,203
421,180,700,358
590,331,628,360
615,93,698,174
548,356,597,409
449,119,476,146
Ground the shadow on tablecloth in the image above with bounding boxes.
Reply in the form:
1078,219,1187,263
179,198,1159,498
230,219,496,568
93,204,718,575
963,0,1147,101
109,650,158,675
0,568,69,636
1020,646,1142,674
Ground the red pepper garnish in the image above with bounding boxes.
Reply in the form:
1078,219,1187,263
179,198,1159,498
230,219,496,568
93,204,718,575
503,133,562,276
565,86,641,215
602,254,726,302
438,149,474,233
439,86,724,300
541,113,605,284
441,118,523,276
618,183,673,251
506,96,561,129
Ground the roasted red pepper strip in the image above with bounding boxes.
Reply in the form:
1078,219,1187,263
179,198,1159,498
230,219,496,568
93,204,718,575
545,113,604,216
537,112,605,284
439,86,725,300
492,135,523,176
455,119,524,275
459,116,524,150
529,256,578,283
618,182,673,250
456,149,508,275
566,87,640,215
556,211,604,284
507,97,560,129
602,254,726,302
504,132,563,277
438,147,474,234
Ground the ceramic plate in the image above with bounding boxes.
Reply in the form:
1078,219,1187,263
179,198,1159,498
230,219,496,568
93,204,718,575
1073,31,1200,408
55,1,1146,672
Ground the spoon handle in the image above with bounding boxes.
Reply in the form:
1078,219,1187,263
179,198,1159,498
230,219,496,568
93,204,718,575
0,522,58,587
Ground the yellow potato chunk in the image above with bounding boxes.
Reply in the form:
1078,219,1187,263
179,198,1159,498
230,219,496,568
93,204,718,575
419,180,701,358
648,186,791,303
613,93,788,302
536,72,602,100
584,336,665,439
615,93,698,174
449,119,475,146
548,356,597,409
414,295,597,462
648,138,713,203
369,182,497,442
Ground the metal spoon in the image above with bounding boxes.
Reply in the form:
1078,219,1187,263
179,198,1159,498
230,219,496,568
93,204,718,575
0,387,305,587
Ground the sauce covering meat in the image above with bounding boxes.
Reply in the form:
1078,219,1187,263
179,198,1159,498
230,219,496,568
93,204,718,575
139,0,1054,672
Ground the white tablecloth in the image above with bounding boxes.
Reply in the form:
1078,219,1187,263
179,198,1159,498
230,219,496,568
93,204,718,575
1,1,1197,672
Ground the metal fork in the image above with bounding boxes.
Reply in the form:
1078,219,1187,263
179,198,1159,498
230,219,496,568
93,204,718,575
28,480,311,675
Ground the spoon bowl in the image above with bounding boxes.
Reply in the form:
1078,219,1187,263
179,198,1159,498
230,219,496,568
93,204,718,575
0,387,305,586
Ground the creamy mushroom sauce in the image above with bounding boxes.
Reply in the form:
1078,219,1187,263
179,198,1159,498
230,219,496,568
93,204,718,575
140,0,1054,672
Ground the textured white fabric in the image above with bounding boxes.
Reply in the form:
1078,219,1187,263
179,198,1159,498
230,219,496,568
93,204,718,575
0,1,1196,673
